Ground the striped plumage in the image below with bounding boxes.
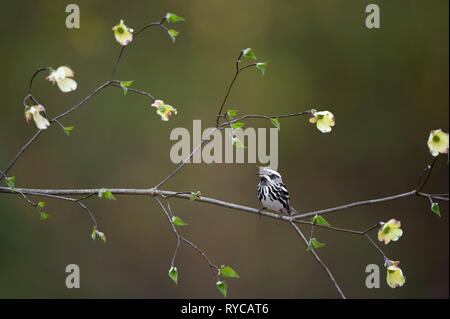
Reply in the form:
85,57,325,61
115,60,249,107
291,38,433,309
257,167,294,215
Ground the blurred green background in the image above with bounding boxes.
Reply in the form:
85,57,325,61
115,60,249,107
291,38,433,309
0,0,448,298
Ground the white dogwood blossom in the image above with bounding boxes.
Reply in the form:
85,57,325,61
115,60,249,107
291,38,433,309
46,66,77,92
25,105,50,130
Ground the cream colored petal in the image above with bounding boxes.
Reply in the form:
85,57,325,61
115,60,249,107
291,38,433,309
56,78,77,92
386,219,401,230
115,29,133,46
152,100,164,108
380,235,391,245
54,68,67,81
112,19,125,31
57,66,74,78
315,111,334,119
33,113,50,130
166,104,177,114
322,117,334,127
390,228,403,241
428,130,450,156
429,148,439,157
378,229,386,243
316,120,332,133
434,131,449,153
386,267,405,288
156,109,169,121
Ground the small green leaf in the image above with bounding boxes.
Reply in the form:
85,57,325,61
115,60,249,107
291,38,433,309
271,118,280,130
256,62,268,75
121,80,134,87
91,227,106,243
190,191,201,201
307,238,326,251
166,13,185,23
231,122,245,130
168,266,178,285
171,216,188,226
40,212,50,221
219,266,240,278
97,231,106,243
242,48,256,60
120,81,133,96
38,201,46,208
98,188,116,200
63,126,75,136
216,280,228,297
431,202,441,217
233,138,245,149
4,176,15,191
227,110,238,119
311,215,330,226
168,29,179,43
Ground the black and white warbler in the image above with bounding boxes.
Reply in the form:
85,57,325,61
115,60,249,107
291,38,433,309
257,167,298,218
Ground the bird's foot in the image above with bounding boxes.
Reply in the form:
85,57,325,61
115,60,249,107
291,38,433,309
277,212,283,225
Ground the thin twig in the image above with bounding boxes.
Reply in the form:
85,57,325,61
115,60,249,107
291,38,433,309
28,67,51,105
110,81,156,101
216,50,259,127
109,46,126,80
289,221,346,299
154,128,221,189
364,233,388,260
110,18,167,80
4,189,99,229
292,190,420,220
51,81,112,122
415,157,438,193
154,197,219,281
221,111,312,126
0,130,42,182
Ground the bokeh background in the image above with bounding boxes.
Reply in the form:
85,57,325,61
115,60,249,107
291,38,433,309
0,0,448,298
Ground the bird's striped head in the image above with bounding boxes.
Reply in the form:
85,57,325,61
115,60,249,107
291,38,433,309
258,166,283,183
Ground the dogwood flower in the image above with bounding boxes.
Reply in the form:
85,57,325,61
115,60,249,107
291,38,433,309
309,110,335,133
46,66,77,92
151,100,177,121
378,219,403,245
427,129,449,157
112,19,134,46
25,105,50,130
385,260,406,288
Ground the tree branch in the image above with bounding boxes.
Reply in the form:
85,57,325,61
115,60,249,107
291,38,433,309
2,187,446,222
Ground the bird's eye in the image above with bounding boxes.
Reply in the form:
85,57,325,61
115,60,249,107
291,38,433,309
269,174,278,179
